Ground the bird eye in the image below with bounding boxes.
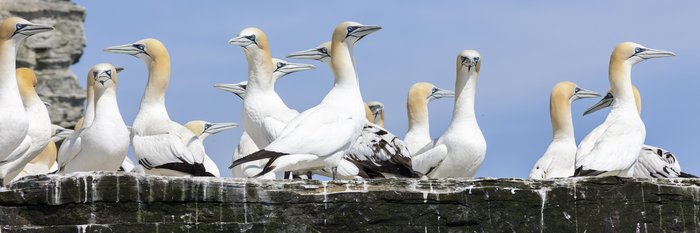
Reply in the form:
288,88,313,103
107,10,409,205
574,87,581,93
319,47,328,54
473,57,480,63
15,24,27,30
460,56,468,64
105,69,112,76
432,88,438,94
246,35,256,42
92,71,98,77
347,26,357,33
204,123,212,130
133,44,145,51
277,62,286,68
634,47,644,53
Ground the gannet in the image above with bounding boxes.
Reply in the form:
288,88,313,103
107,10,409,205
228,28,316,151
365,101,384,127
403,82,455,155
0,17,53,169
0,68,52,184
75,66,123,130
528,82,600,179
231,22,382,177
57,64,130,173
215,58,316,178
411,50,487,178
15,125,72,180
287,38,421,179
583,86,697,178
574,42,674,177
105,39,220,177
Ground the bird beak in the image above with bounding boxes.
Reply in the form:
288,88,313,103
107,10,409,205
277,62,316,74
115,67,125,73
228,35,255,47
368,105,383,119
15,22,54,37
214,83,247,100
104,44,142,56
349,25,382,41
52,128,74,141
430,87,455,100
287,48,327,60
573,87,600,100
638,47,675,60
583,92,614,116
204,122,239,135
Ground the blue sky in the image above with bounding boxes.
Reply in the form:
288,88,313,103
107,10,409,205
71,1,700,178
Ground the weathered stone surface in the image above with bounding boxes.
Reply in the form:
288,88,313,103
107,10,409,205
0,172,698,232
0,0,86,127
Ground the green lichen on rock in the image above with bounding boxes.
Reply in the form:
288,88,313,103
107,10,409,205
0,172,699,232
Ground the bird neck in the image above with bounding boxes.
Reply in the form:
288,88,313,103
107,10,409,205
450,69,479,125
330,42,360,89
83,82,95,127
407,97,430,138
245,48,275,91
141,56,170,110
549,96,575,142
609,59,636,111
0,40,21,100
93,86,123,124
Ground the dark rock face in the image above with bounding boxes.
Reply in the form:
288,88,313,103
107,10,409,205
0,0,86,127
0,173,698,232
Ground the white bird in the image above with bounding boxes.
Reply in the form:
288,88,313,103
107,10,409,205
227,28,316,157
104,39,220,177
574,42,674,177
231,22,382,177
15,125,72,180
215,58,315,178
583,86,697,178
57,64,130,173
403,82,455,155
411,50,487,178
287,39,421,179
75,67,124,130
0,17,53,177
528,82,600,179
0,68,52,185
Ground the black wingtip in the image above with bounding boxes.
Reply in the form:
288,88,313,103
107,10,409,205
679,172,699,178
229,149,289,169
573,166,606,177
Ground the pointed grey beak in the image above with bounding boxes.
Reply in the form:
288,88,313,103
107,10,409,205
638,47,675,59
52,127,74,141
115,67,125,73
104,44,143,56
350,25,382,40
214,82,247,100
287,47,328,60
430,87,455,100
276,62,315,74
204,122,239,135
583,92,614,116
228,35,255,47
572,87,600,100
15,23,54,37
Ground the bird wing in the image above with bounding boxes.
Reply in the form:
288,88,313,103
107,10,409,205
262,116,290,142
56,131,83,170
132,133,212,176
266,105,359,156
410,144,448,175
172,122,206,163
0,136,33,164
575,121,644,176
633,145,682,178
343,122,420,178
